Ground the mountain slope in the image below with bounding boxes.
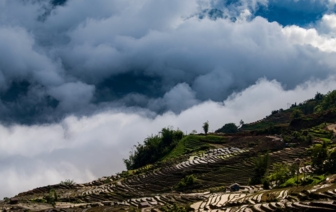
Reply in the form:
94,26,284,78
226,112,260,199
2,91,336,211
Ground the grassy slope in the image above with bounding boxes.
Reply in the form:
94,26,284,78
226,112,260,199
162,135,226,160
239,98,333,133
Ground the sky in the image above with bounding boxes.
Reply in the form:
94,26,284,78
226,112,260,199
0,0,336,198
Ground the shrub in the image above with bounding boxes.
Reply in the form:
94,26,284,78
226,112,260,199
45,189,58,207
60,179,76,186
177,175,197,188
268,162,290,187
281,178,297,187
291,109,303,119
271,110,278,115
250,153,270,185
31,198,46,203
161,203,188,212
216,123,238,133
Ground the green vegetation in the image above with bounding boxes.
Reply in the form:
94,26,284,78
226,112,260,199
124,127,184,170
161,203,189,212
31,198,47,203
301,175,326,186
291,109,303,119
241,121,277,131
280,175,326,187
202,134,227,143
216,123,238,133
163,134,225,160
163,135,210,160
265,139,335,188
176,174,197,189
266,161,306,187
268,162,291,187
202,121,209,135
327,149,336,172
310,141,336,174
250,153,270,185
214,90,336,135
45,189,58,207
239,91,332,133
311,142,328,173
281,177,297,187
60,179,75,186
315,90,336,112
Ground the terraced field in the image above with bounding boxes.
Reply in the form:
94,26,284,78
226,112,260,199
2,134,329,212
191,182,336,211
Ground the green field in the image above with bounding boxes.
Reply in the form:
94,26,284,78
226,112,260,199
163,135,225,160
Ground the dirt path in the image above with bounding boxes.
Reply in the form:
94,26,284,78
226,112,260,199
266,136,282,141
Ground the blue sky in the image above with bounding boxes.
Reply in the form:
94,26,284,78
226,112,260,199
1,0,336,198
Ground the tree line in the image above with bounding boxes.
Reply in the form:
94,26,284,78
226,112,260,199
123,127,184,170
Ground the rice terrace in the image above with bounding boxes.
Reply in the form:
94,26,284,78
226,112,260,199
2,91,336,211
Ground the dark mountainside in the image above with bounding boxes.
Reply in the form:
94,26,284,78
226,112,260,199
3,91,336,211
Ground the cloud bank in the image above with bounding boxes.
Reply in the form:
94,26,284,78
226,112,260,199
1,0,336,198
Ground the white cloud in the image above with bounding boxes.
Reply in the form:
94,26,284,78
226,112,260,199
318,13,336,37
148,83,199,113
321,14,336,30
1,77,336,198
282,25,336,52
48,82,95,111
0,26,63,89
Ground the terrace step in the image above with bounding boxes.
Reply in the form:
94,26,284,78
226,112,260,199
252,204,265,212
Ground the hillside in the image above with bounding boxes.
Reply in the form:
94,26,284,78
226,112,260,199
2,91,336,211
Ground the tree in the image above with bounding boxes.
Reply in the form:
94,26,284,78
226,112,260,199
271,110,278,115
327,150,336,173
239,119,244,127
123,127,185,170
315,90,336,112
203,121,209,135
315,92,323,100
311,142,328,173
291,109,303,119
216,123,238,133
289,162,299,178
250,153,270,185
268,163,290,187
